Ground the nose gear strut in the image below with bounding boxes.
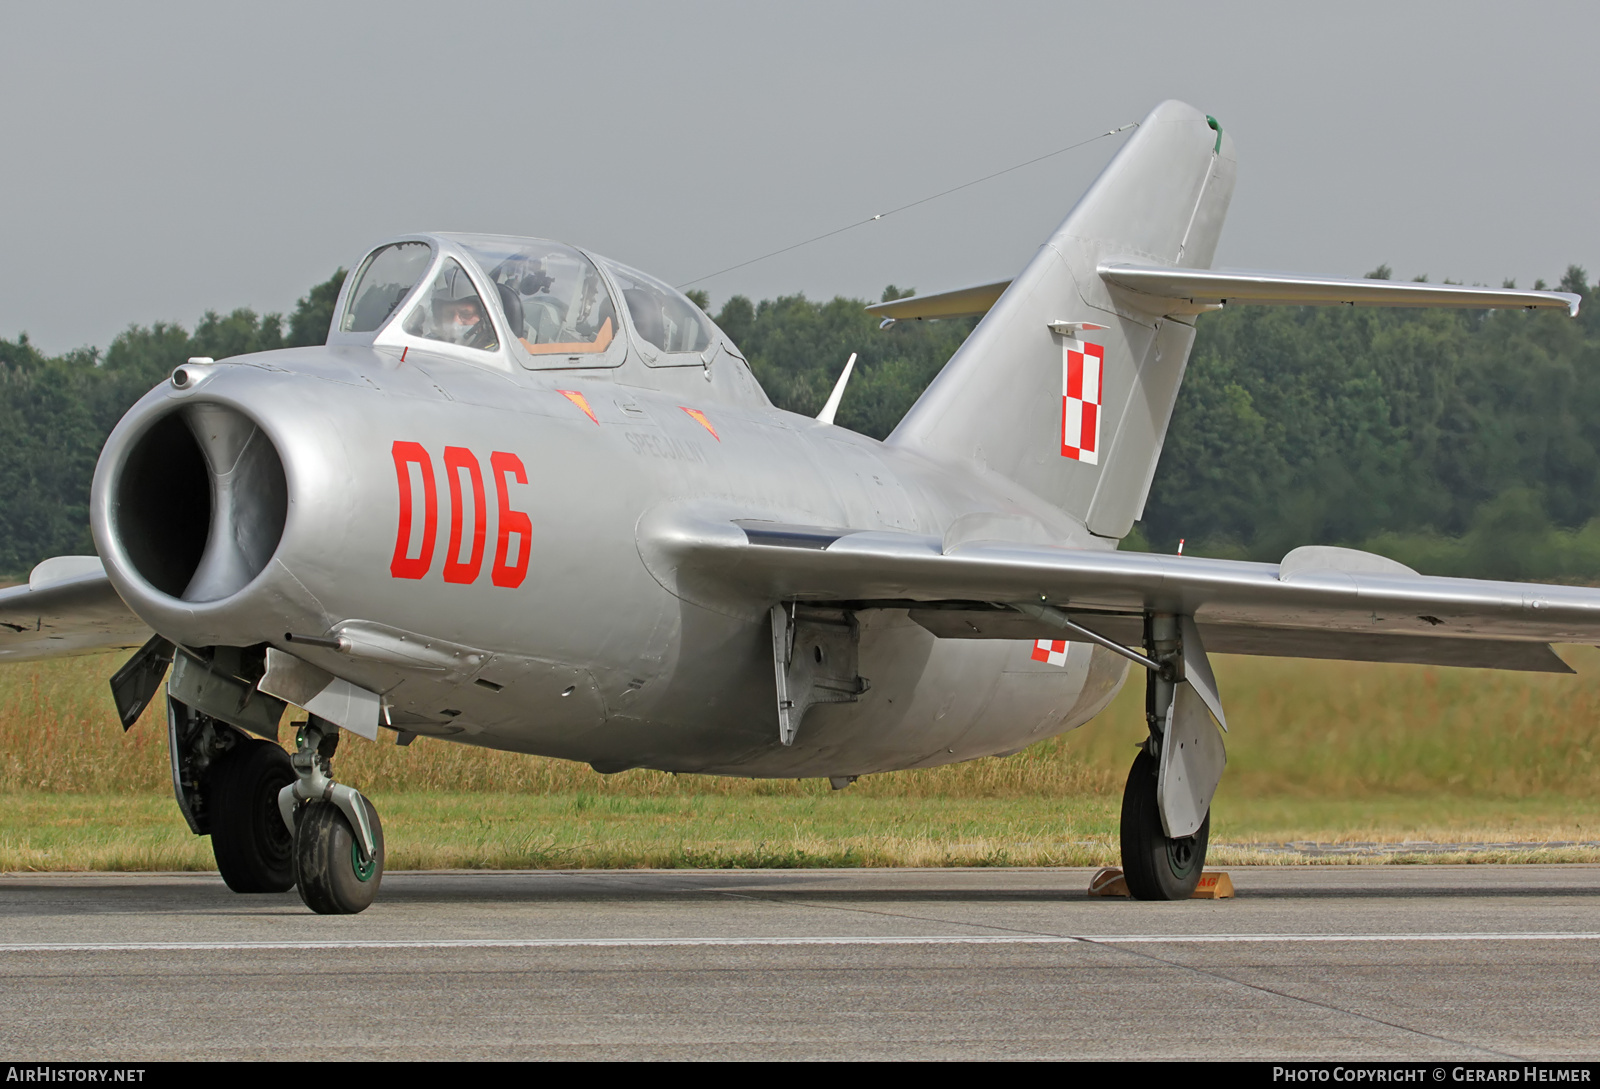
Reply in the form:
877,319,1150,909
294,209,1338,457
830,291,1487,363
278,716,384,914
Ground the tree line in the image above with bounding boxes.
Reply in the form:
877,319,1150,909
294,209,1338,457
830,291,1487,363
1,266,1595,581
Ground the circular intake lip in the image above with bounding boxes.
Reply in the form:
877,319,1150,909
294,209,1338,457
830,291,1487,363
92,383,298,643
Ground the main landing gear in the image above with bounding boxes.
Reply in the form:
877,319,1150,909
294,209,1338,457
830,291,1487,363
1116,613,1225,900
1017,605,1227,900
206,738,297,893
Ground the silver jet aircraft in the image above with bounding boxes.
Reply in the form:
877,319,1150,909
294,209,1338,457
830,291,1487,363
0,101,1586,913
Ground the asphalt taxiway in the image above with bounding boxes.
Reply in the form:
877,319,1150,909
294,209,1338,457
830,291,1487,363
2,866,1598,1060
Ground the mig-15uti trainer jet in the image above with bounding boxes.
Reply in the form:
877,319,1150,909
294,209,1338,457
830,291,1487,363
0,101,1585,913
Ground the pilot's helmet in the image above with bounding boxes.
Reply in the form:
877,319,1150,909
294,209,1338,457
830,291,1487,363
432,291,490,347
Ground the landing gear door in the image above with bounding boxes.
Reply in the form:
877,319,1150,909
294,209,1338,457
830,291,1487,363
1156,682,1226,839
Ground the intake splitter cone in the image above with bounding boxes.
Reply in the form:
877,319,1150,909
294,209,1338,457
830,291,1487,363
179,403,288,602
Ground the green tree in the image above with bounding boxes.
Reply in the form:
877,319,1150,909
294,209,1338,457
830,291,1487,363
286,269,348,347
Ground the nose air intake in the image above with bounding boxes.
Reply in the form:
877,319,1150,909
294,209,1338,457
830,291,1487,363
115,403,288,602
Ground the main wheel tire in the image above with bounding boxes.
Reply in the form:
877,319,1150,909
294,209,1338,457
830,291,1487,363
1119,746,1209,901
205,739,296,894
293,797,384,915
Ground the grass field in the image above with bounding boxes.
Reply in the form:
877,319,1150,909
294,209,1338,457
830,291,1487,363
3,647,1599,871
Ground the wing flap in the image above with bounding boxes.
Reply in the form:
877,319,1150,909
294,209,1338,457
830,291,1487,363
908,606,1571,672
1199,623,1571,672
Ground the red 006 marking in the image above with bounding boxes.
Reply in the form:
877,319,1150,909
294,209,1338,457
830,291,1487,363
390,441,530,587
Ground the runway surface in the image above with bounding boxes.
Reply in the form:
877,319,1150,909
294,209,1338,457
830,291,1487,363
3,865,1599,1060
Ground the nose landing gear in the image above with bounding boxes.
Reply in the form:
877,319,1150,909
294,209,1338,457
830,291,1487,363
293,793,385,914
277,717,385,915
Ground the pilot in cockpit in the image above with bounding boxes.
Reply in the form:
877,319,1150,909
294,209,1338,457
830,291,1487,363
434,294,495,351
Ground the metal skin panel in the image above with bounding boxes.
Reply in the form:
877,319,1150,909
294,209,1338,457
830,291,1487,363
1157,682,1226,839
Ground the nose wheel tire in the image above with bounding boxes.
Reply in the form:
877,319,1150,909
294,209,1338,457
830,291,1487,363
205,738,296,893
293,797,384,915
1119,746,1209,901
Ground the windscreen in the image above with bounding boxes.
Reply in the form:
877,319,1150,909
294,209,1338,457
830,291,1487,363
340,242,433,333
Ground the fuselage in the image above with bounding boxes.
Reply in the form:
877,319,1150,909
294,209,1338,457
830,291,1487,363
91,236,1129,778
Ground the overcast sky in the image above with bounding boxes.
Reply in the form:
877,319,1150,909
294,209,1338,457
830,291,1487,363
4,1,1596,355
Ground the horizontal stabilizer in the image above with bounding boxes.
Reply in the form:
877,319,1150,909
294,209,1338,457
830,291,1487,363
1100,264,1582,316
858,269,1578,325
864,280,1012,323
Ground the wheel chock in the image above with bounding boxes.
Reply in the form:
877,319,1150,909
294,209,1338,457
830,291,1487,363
1087,867,1129,897
1190,871,1235,899
1087,867,1235,898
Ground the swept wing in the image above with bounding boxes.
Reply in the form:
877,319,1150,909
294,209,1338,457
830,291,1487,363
0,557,150,662
649,514,1593,673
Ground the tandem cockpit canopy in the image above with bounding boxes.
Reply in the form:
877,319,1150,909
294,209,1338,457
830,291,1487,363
333,233,723,370
451,236,618,359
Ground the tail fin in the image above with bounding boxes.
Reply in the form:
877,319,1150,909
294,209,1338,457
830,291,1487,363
887,100,1235,539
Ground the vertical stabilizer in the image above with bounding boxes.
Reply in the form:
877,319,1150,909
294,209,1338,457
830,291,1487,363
887,101,1236,539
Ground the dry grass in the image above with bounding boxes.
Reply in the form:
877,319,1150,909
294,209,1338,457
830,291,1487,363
3,647,1600,871
13,647,1600,800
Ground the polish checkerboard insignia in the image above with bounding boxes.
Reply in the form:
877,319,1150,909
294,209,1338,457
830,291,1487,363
1031,639,1069,666
1061,336,1105,464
